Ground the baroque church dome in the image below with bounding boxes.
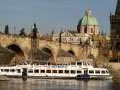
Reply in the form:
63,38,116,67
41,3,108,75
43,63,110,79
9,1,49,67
77,9,99,35
78,10,99,26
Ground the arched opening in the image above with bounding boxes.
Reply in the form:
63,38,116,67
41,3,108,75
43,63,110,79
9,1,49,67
0,46,15,65
28,47,54,61
41,48,53,61
68,50,75,56
57,49,66,57
7,44,24,56
56,49,76,64
7,44,25,64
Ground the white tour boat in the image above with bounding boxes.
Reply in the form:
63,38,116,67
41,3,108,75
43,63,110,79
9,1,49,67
0,59,112,80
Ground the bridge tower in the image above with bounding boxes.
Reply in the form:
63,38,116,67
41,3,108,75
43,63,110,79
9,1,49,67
110,0,120,60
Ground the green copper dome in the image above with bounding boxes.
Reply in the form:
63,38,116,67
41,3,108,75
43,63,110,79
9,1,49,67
78,10,99,26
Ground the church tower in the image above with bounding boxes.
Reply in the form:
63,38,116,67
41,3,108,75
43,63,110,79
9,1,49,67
110,0,120,60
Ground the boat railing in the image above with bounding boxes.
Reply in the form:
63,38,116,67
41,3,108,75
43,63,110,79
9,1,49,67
0,65,17,67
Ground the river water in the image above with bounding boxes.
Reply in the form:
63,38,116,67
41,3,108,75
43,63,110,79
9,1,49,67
0,79,119,90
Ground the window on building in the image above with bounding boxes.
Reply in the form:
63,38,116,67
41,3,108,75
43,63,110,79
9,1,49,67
91,28,93,33
70,38,73,41
84,27,87,33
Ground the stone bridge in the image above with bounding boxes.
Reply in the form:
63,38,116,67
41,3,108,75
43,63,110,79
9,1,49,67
0,33,99,63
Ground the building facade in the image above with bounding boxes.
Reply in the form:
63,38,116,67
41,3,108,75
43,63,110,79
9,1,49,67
53,9,100,45
77,9,99,35
52,30,92,45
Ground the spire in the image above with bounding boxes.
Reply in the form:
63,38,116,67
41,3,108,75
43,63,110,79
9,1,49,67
85,9,92,16
115,0,120,15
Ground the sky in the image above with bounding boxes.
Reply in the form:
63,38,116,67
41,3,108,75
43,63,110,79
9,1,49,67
0,0,118,34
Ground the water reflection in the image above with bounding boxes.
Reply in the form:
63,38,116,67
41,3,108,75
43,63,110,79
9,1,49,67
0,79,119,90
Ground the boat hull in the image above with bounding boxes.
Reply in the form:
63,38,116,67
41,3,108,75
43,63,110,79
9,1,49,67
89,75,113,80
3,75,112,80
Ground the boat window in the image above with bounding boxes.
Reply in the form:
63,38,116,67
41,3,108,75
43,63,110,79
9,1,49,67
52,70,57,73
10,69,15,72
77,62,82,65
101,70,105,74
28,70,33,73
41,70,45,73
1,69,3,72
65,70,69,73
5,69,9,72
17,69,21,73
34,69,39,73
77,70,81,74
106,70,109,73
84,62,87,65
71,70,76,74
95,70,100,74
83,62,87,65
58,70,63,73
46,70,51,73
83,62,85,65
71,62,76,65
89,70,94,74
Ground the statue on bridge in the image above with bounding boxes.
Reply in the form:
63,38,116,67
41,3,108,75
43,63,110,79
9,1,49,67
19,28,26,36
31,23,38,38
29,23,39,60
4,25,9,34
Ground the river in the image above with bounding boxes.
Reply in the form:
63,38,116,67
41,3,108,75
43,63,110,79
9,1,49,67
0,79,119,90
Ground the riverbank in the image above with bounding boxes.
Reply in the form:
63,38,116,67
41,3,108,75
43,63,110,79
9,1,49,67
0,76,10,81
109,63,120,84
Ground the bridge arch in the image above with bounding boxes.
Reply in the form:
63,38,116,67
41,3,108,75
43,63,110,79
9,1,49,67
40,46,55,61
6,44,25,64
7,44,25,57
67,50,75,56
66,50,78,58
56,49,66,57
